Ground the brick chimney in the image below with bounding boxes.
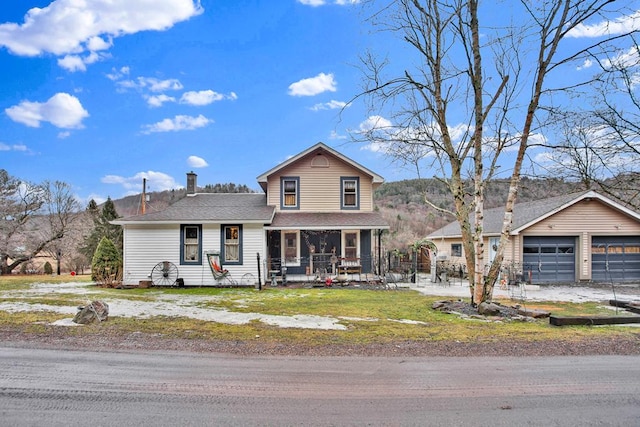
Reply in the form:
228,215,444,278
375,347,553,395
186,171,197,195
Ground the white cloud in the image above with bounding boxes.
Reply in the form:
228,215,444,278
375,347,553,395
288,73,337,97
0,0,203,71
358,115,393,133
567,10,640,38
106,66,130,81
604,45,640,69
115,76,184,94
146,94,176,108
58,131,71,139
187,155,208,168
86,36,112,51
102,170,180,192
577,58,594,70
141,114,212,134
0,142,28,151
58,52,106,72
180,90,237,106
309,100,348,111
5,92,89,129
139,77,184,92
297,0,326,6
329,130,347,140
57,55,87,72
297,0,360,5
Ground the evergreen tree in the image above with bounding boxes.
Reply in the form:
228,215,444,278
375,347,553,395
91,236,122,283
79,197,123,263
99,197,122,250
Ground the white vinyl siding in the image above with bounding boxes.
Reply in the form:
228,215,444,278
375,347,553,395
121,223,265,286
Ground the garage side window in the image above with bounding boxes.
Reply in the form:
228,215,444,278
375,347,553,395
451,243,462,257
181,224,202,265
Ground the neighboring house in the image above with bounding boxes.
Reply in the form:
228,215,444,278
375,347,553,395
113,143,389,286
428,190,640,284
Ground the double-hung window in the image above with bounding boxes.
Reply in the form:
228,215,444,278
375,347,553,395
344,231,359,259
222,225,242,264
341,177,359,209
281,177,299,209
181,224,202,265
282,231,300,266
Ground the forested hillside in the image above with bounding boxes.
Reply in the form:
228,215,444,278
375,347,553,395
373,178,586,250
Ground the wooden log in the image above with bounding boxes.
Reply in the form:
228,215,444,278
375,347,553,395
609,299,630,307
609,300,640,315
550,315,640,326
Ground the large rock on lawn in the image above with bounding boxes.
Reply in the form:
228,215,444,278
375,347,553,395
477,302,501,316
73,301,109,324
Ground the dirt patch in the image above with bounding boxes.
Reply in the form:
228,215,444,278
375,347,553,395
1,326,639,357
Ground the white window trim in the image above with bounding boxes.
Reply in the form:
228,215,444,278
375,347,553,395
341,230,360,259
281,230,301,267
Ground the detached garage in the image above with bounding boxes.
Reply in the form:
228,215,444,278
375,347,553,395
429,190,640,285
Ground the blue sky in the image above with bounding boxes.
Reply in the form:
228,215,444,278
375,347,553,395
1,1,639,206
1,0,387,204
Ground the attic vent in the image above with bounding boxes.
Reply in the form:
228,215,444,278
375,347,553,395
311,154,329,168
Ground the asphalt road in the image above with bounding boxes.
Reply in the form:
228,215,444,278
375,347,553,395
1,346,638,426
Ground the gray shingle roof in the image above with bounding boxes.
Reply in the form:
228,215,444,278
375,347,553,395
428,190,596,238
113,193,275,224
267,211,390,230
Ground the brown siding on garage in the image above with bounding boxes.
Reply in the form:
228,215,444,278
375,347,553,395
524,199,640,235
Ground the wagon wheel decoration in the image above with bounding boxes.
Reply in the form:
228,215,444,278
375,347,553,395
150,261,179,287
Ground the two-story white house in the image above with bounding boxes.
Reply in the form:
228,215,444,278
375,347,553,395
113,143,389,286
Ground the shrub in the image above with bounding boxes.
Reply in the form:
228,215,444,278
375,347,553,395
43,262,53,275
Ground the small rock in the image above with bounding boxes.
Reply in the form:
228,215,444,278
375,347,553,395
432,301,449,310
516,307,550,318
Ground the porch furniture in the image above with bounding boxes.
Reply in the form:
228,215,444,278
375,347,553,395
339,257,362,275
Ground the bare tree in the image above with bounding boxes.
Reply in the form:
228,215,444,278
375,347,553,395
355,0,638,304
542,37,640,207
0,170,81,275
540,110,640,208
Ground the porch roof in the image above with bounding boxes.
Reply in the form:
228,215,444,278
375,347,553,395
265,211,390,230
